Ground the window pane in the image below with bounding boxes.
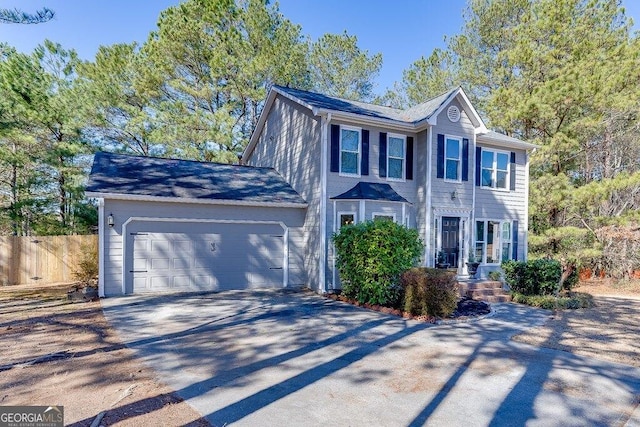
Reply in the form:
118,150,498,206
487,221,497,263
476,221,484,241
446,139,460,159
388,158,403,179
388,137,404,157
502,222,511,239
482,169,493,187
446,159,459,180
340,214,355,227
341,129,359,151
496,171,507,188
502,243,511,262
374,215,393,221
482,150,494,168
475,242,485,262
341,152,358,174
497,152,509,170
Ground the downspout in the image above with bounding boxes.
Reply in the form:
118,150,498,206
319,112,332,293
98,198,105,297
425,125,433,266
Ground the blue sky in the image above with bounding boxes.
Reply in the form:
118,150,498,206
1,0,639,95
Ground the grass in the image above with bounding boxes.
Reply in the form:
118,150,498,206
511,291,594,310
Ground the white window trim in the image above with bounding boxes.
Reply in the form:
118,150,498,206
339,125,361,177
480,148,511,191
474,219,512,265
444,134,462,183
337,211,357,228
372,212,397,223
386,133,406,182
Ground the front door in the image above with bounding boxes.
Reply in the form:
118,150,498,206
441,217,460,268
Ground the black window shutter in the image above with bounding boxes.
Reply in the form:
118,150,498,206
330,124,340,173
379,132,387,178
406,136,414,180
475,146,482,186
512,220,519,260
510,152,517,191
436,134,445,179
361,130,369,176
462,138,469,182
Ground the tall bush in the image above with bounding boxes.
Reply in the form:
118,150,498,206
401,268,458,317
332,219,423,306
502,258,576,296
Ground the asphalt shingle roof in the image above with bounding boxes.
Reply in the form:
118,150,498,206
273,85,456,124
331,182,409,203
86,152,306,205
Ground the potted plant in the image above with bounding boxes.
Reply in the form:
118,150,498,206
436,250,450,269
466,252,480,278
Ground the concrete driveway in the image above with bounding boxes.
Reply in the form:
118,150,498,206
101,290,640,426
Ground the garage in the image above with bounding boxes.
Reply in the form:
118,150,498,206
85,152,307,297
129,222,285,293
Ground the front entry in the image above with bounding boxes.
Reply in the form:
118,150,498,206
441,216,460,268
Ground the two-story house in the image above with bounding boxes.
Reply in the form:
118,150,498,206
87,85,536,297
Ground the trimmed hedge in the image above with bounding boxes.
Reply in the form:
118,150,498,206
400,267,458,317
502,258,577,296
332,219,423,306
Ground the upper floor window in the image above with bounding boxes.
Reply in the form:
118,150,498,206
340,127,361,175
481,149,510,189
445,136,461,181
387,134,405,180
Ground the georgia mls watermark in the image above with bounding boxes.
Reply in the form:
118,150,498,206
0,406,63,427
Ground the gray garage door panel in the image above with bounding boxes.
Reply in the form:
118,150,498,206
130,223,284,293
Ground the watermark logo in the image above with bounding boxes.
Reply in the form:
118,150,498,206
0,406,63,427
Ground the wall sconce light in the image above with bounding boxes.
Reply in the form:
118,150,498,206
107,213,114,227
451,190,457,200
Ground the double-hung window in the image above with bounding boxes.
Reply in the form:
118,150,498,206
445,136,461,181
387,134,405,180
481,149,510,189
475,220,512,264
340,127,361,175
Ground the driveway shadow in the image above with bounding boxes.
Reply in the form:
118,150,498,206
102,290,640,426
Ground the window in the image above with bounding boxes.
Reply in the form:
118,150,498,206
340,127,360,175
475,220,512,264
373,213,395,222
481,149,510,189
445,137,461,181
339,213,356,228
387,134,405,180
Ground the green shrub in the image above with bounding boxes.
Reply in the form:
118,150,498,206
488,270,502,281
502,259,564,295
400,267,458,317
511,292,593,309
333,219,423,306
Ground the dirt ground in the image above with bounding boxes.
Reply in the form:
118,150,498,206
513,278,640,368
0,283,210,426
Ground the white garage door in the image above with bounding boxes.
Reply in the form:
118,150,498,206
129,222,284,293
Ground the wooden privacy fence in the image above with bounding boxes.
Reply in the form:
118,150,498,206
0,235,98,286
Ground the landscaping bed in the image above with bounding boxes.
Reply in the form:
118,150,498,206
0,283,210,426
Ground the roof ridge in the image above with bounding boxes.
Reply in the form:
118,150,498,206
95,151,273,171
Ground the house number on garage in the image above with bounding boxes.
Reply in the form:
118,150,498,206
210,242,216,252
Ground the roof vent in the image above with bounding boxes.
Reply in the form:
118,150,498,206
447,106,460,123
